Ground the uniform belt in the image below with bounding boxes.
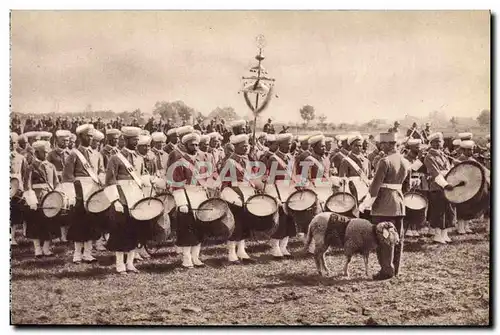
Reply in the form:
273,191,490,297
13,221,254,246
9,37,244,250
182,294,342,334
412,172,426,177
380,183,402,191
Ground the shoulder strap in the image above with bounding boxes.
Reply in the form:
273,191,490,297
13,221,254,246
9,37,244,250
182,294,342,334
72,149,100,184
227,158,256,189
115,151,143,188
305,155,328,178
343,155,370,186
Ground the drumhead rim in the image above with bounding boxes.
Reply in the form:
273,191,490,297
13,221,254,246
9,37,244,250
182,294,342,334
41,191,64,218
197,198,229,222
403,192,428,210
246,193,278,217
86,188,111,213
325,192,357,213
130,197,165,221
445,160,486,204
286,189,318,211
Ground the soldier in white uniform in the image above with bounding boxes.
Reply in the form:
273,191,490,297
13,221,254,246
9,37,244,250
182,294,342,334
105,126,145,274
10,132,27,245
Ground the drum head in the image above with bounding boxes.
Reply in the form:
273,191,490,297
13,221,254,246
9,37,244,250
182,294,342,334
10,178,19,198
325,192,356,214
157,192,176,214
86,189,111,214
445,161,485,204
130,198,164,221
41,191,64,218
287,189,317,211
404,192,427,210
196,198,228,223
220,187,243,207
246,194,277,217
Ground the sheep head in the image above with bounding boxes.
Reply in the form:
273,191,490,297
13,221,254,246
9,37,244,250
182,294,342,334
375,221,400,247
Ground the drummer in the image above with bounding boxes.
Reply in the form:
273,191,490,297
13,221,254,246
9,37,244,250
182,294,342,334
62,124,101,264
359,132,410,280
260,134,278,169
47,129,72,242
423,132,457,245
266,133,297,258
10,132,27,246
293,135,311,175
451,139,462,158
16,134,29,155
338,133,372,200
403,139,428,237
105,126,145,274
89,129,108,251
169,132,207,268
207,131,225,170
137,134,158,177
454,139,477,235
100,129,121,168
68,133,77,150
22,140,60,258
165,127,179,155
151,131,168,174
300,133,331,184
166,126,194,169
330,134,350,173
135,134,158,260
255,132,268,159
219,134,257,265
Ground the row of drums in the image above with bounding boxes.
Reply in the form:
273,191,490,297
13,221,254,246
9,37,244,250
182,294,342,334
11,161,489,243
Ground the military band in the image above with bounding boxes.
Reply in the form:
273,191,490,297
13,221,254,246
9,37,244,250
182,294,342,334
10,120,491,281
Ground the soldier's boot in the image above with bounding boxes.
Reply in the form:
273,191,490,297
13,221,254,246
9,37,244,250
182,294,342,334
60,226,68,242
432,228,446,244
82,240,97,262
191,244,205,267
237,240,255,263
442,228,452,243
42,240,53,256
126,250,139,273
279,237,292,257
33,239,43,258
10,228,17,246
270,239,283,258
227,241,239,264
182,246,194,268
73,242,83,263
115,252,126,274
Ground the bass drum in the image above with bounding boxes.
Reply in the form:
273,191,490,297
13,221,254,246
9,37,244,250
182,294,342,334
40,191,65,218
325,192,358,218
245,193,279,234
130,197,164,221
286,189,319,231
444,161,490,220
404,192,428,227
195,198,234,240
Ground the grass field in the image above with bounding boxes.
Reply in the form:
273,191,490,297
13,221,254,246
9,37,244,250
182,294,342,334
10,220,490,326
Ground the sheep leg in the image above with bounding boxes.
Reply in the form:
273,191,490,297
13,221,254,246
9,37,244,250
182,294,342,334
315,241,330,277
342,254,352,277
362,252,370,277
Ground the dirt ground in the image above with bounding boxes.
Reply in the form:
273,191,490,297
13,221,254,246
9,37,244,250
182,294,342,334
10,220,490,326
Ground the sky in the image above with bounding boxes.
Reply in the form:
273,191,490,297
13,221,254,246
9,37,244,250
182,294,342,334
10,11,490,123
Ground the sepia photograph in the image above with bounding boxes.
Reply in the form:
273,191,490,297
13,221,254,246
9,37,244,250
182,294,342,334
9,10,491,326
